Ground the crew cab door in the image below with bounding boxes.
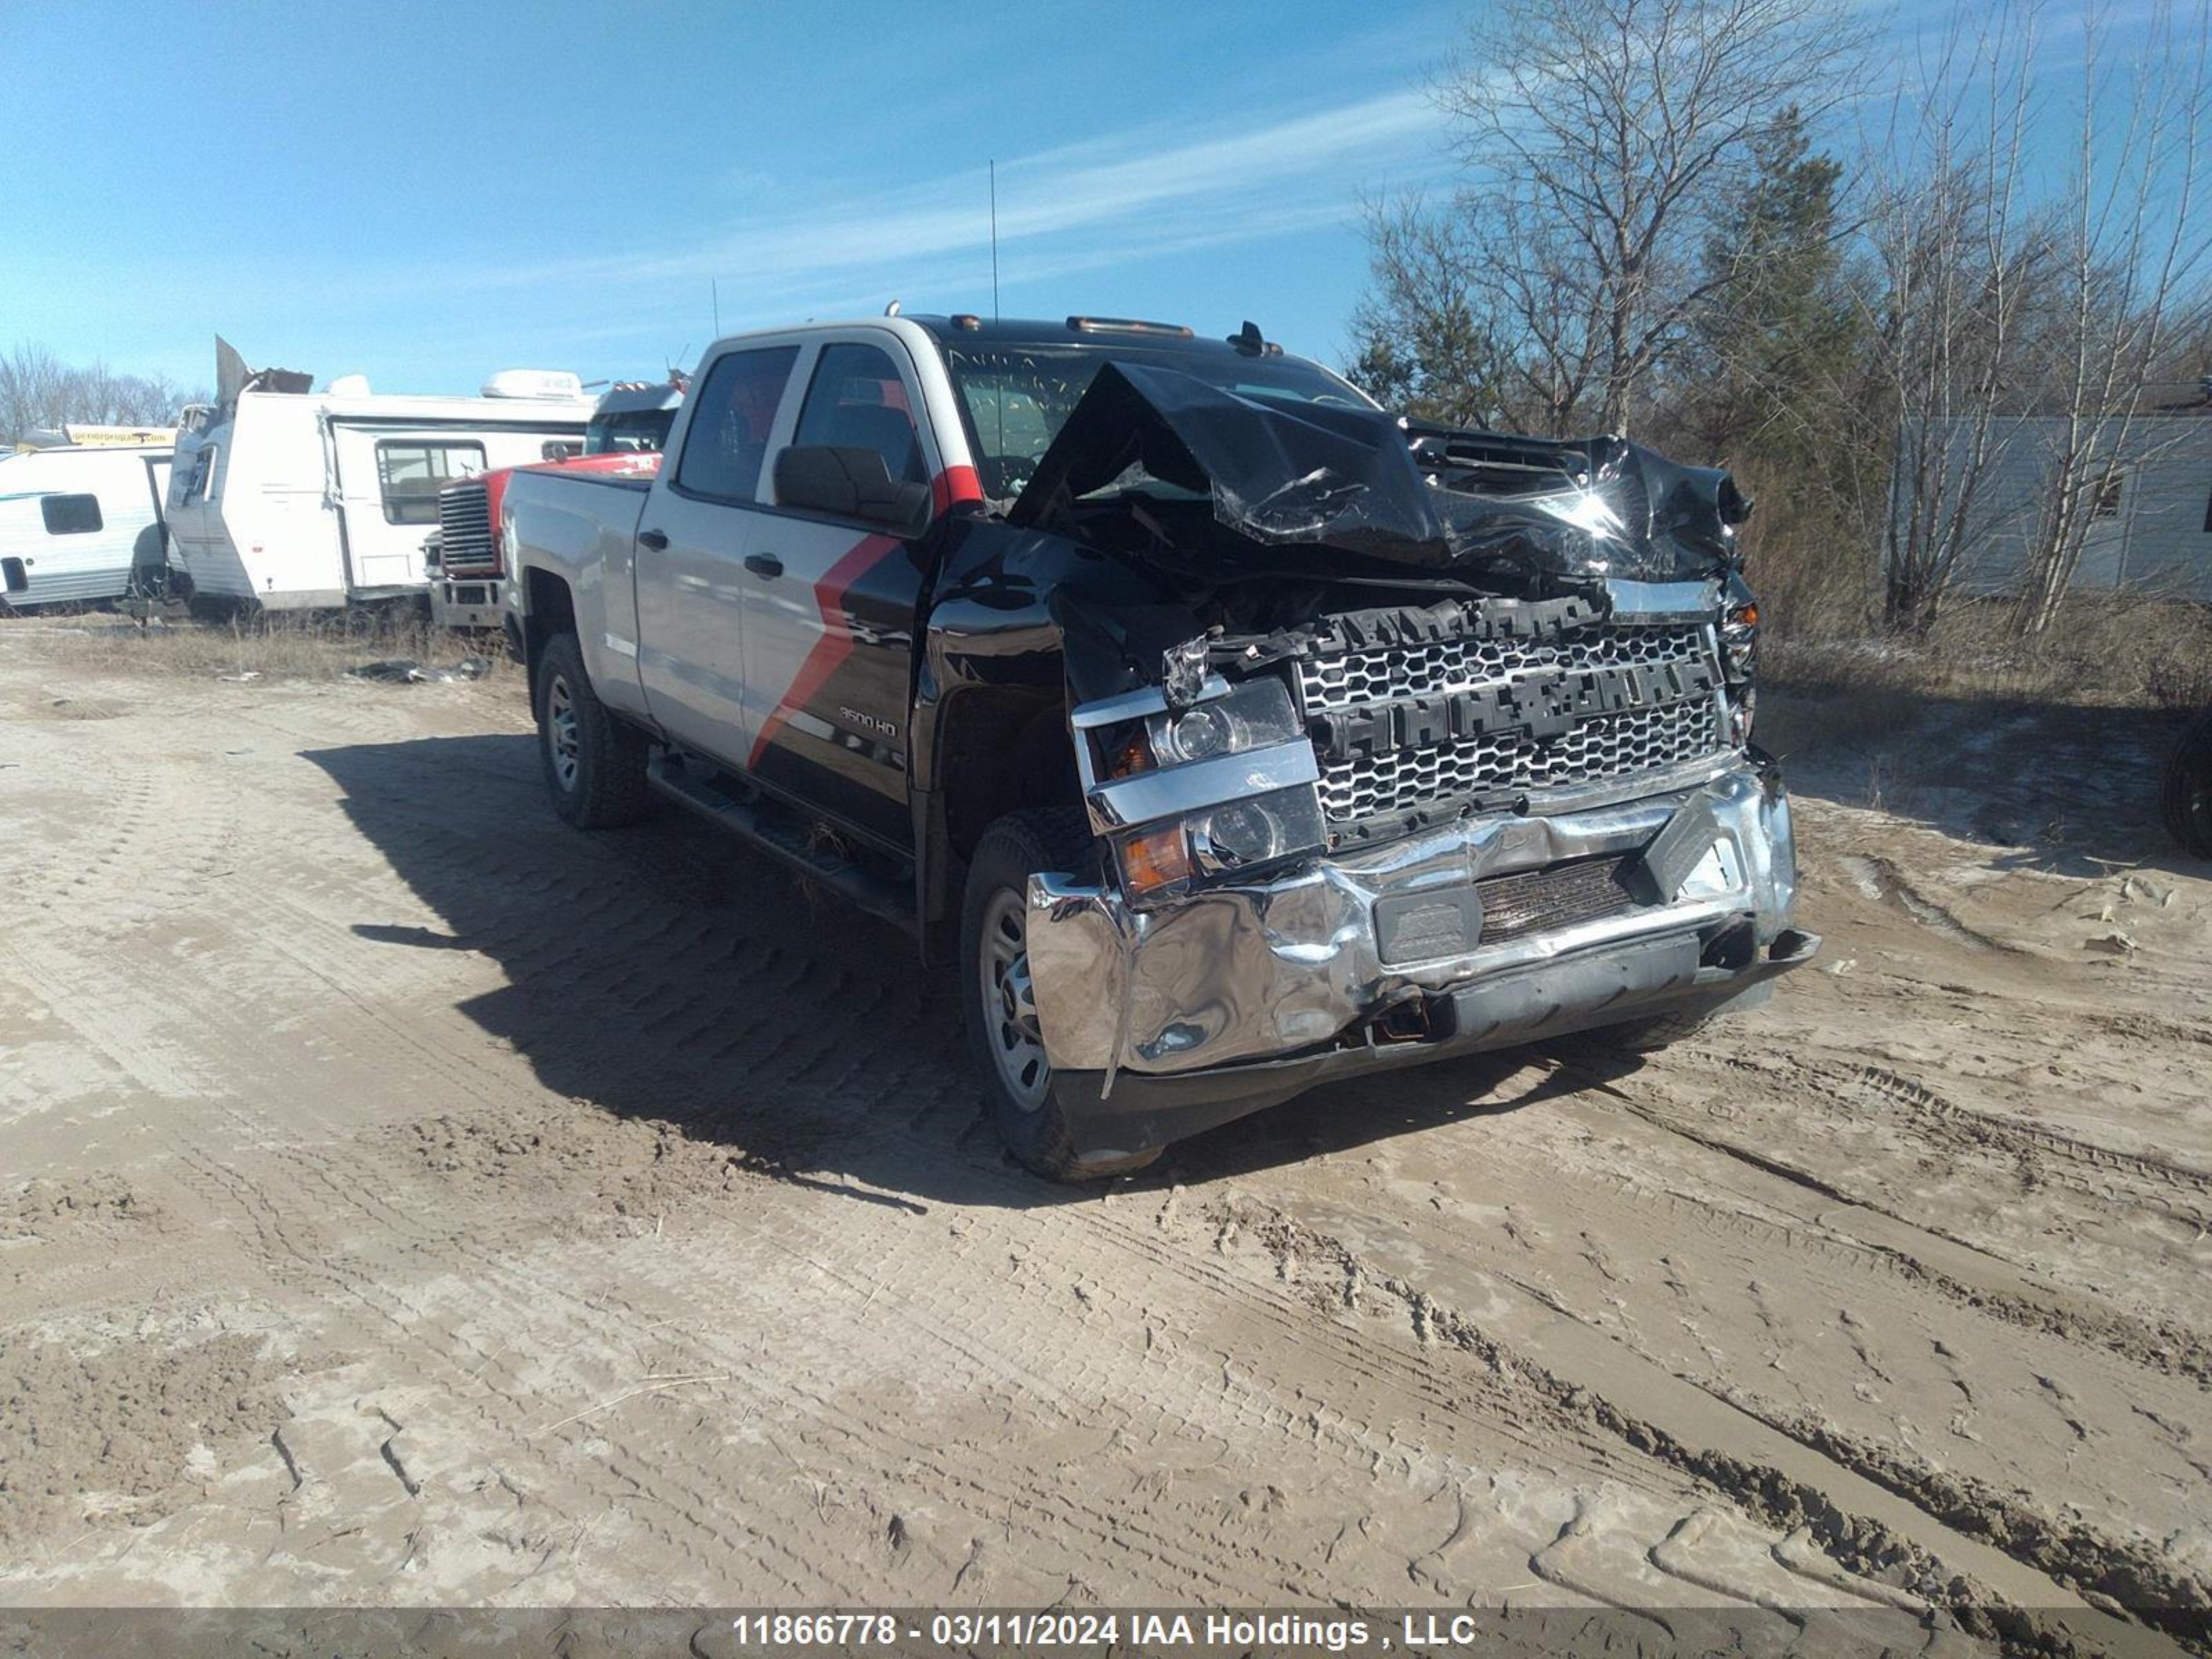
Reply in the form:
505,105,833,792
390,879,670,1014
632,342,803,764
740,332,948,849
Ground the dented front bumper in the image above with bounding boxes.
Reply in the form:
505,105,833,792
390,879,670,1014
1024,758,1815,1157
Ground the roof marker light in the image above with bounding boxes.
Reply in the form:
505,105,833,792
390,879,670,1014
1065,316,1194,338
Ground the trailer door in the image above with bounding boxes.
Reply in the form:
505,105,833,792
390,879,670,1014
328,424,484,593
142,455,172,527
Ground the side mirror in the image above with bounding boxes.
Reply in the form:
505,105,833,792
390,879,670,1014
774,444,930,529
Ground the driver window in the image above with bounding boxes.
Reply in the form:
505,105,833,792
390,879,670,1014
791,343,925,487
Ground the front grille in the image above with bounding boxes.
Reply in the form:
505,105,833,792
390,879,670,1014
1475,853,1642,944
1297,624,1724,828
437,480,498,577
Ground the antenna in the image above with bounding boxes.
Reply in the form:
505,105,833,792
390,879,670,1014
988,159,1001,322
712,279,721,337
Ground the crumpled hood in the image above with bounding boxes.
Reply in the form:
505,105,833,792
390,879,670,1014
1008,362,1748,584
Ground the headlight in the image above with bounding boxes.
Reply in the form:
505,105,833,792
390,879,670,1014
1099,677,1304,778
1083,676,1325,901
1722,600,1759,743
1729,682,1758,745
1152,679,1301,764
1114,785,1328,899
1190,786,1327,875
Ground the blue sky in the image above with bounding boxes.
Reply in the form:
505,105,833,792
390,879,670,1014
3,1,1455,394
0,1,2176,397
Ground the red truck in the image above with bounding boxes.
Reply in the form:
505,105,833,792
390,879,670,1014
424,378,684,629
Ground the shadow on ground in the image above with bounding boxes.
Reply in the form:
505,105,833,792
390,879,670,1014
307,736,1588,1210
1761,681,2200,877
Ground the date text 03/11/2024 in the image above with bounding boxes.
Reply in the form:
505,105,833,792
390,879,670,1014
728,1613,1383,1650
724,1611,1683,1652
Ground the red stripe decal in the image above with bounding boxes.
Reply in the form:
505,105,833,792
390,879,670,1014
747,531,899,768
745,466,976,770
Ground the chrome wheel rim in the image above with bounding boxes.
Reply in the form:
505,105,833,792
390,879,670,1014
545,673,580,790
979,888,1049,1111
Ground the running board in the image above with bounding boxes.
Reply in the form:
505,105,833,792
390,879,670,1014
646,756,918,935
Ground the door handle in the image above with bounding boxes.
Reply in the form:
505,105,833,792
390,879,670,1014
638,527,670,551
744,552,784,579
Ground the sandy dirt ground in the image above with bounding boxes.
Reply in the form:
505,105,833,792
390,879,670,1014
1,619,2207,1653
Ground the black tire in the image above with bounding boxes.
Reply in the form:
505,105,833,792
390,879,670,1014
2162,706,2212,860
960,808,1161,1183
535,631,651,828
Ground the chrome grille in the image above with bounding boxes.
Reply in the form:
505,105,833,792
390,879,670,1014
1300,625,1709,713
436,480,498,577
1297,624,1725,826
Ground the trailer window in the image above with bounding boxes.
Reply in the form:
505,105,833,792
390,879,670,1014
41,494,103,535
376,441,485,525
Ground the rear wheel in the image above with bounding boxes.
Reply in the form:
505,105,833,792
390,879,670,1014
535,631,650,828
960,809,1161,1183
2162,706,2212,859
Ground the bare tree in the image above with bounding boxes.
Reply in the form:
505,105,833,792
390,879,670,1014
1866,2,2210,635
1347,194,1518,429
2012,0,2211,634
1356,0,1868,437
0,342,70,447
0,342,203,447
1857,5,2052,634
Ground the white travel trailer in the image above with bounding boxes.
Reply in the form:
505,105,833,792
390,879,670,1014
165,351,594,611
0,443,174,610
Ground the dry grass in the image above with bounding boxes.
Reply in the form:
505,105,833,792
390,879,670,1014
11,610,512,686
1768,594,2212,715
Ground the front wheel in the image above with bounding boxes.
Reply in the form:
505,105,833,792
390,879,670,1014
959,809,1161,1183
535,631,650,828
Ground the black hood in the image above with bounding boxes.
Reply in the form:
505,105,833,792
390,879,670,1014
1007,362,1748,584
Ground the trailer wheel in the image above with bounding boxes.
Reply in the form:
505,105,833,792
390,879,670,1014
2163,706,2212,860
535,631,650,828
960,809,1161,1183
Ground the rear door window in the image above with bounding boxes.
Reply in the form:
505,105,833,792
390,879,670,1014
791,342,925,486
41,494,102,535
675,346,801,503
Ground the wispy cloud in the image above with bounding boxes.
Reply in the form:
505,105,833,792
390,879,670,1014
391,87,1449,321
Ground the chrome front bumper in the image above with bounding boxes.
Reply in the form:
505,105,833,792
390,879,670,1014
1024,758,1811,1151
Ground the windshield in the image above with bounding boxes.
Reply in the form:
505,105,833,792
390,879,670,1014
939,341,1373,499
583,407,676,456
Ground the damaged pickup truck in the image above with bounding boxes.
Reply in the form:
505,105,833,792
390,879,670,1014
501,313,1816,1179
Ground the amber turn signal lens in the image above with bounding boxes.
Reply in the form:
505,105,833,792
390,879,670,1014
1106,729,1155,777
1119,825,1192,895
1729,602,1759,628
